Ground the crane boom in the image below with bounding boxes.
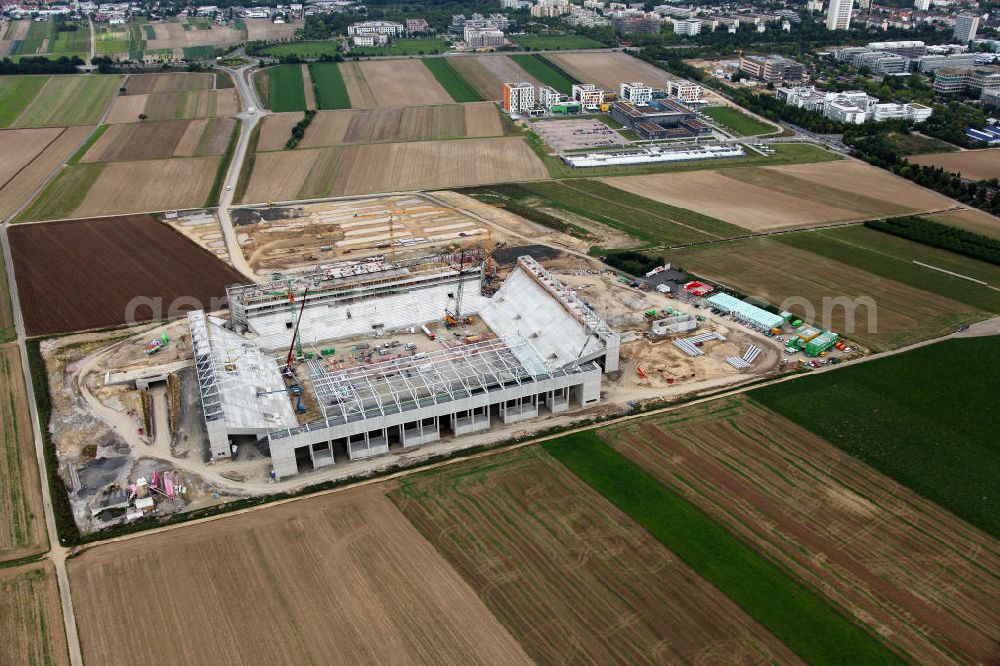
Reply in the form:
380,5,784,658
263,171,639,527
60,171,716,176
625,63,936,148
286,287,310,368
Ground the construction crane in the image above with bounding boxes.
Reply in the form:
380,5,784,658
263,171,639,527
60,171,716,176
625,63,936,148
285,286,310,368
445,248,475,328
256,385,306,414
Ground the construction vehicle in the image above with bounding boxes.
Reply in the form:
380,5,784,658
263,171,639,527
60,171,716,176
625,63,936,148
256,385,306,414
636,366,647,379
145,333,170,355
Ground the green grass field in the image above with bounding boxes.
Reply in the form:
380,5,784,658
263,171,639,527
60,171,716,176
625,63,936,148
351,37,448,56
13,75,121,127
751,337,1000,537
259,40,340,58
48,24,91,54
422,58,482,103
182,45,218,60
265,64,307,113
778,226,1000,314
889,131,957,155
702,105,776,136
0,76,47,127
510,34,604,50
509,54,577,94
464,179,743,246
0,247,14,342
15,163,105,222
13,17,53,55
309,63,350,110
545,432,903,665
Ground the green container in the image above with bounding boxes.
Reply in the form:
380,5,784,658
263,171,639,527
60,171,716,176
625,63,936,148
320,348,336,356
791,319,803,328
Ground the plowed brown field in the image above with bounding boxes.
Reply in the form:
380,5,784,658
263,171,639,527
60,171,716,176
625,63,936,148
0,562,67,665
340,62,377,108
601,397,1000,665
9,214,243,335
909,148,1000,181
70,156,220,217
546,51,673,91
122,72,215,95
448,56,506,100
0,125,92,221
0,127,63,185
106,89,238,123
69,487,531,665
82,118,235,161
391,448,803,664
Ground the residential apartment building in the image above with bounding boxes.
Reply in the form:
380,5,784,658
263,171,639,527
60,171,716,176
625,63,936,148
503,82,535,114
537,86,564,109
620,81,654,105
610,14,661,36
347,21,404,38
954,14,979,44
826,0,853,30
406,18,430,34
667,80,703,103
933,67,1000,94
869,40,927,58
672,18,701,35
571,83,605,108
464,27,506,48
739,54,805,83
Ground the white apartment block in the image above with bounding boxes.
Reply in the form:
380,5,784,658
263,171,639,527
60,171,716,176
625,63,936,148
352,33,389,47
777,86,932,124
572,83,605,108
826,0,852,30
620,81,653,104
464,26,506,47
503,82,535,113
668,79,703,102
672,18,701,35
531,0,572,17
347,21,404,37
914,0,930,10
538,86,563,108
954,14,979,44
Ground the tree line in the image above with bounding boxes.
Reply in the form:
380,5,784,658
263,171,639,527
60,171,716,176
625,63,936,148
285,110,316,149
866,216,1000,266
0,55,85,75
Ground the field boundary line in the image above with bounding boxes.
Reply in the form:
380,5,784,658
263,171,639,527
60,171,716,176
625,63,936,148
0,127,67,191
912,260,990,286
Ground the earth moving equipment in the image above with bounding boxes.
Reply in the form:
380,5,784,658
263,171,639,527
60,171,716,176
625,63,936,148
256,384,306,414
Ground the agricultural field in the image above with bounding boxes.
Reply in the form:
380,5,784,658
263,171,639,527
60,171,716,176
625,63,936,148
604,160,955,231
667,237,984,351
462,179,744,246
545,51,674,91
884,131,957,156
81,117,236,162
508,54,576,94
392,448,802,664
18,155,222,221
68,487,530,665
8,214,244,335
0,562,67,665
599,396,1000,663
242,137,548,202
341,60,453,108
701,105,776,136
922,207,1000,240
752,337,1000,537
350,37,448,56
0,76,47,126
5,75,122,128
122,71,216,95
449,55,545,100
105,88,238,123
259,64,307,113
909,148,1000,181
309,62,350,110
510,34,605,50
0,344,47,561
0,125,93,221
259,39,340,58
422,58,482,103
0,247,12,341
778,225,1000,314
141,17,288,52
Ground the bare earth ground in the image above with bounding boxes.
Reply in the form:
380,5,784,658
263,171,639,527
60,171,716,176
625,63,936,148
470,55,544,99
603,397,1000,665
72,156,220,217
244,17,301,41
83,118,234,162
145,21,247,49
0,344,47,561
301,63,316,110
391,447,803,665
922,207,1000,239
340,61,377,108
69,486,531,665
908,148,1000,181
604,160,956,231
449,56,508,100
355,59,454,107
105,89,238,124
0,127,63,184
256,111,303,151
546,51,675,91
0,125,92,221
123,72,214,95
668,237,980,351
0,561,68,666
243,137,549,202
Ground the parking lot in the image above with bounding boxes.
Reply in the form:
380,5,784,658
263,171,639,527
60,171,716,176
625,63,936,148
531,118,630,151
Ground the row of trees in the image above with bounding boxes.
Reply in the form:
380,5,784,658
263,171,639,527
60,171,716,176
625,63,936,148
602,250,665,277
0,55,85,75
285,110,316,149
866,216,1000,265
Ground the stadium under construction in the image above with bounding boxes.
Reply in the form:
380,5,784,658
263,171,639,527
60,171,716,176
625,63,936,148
189,254,621,478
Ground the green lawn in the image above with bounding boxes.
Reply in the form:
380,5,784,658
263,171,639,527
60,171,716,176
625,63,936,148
16,163,105,222
545,432,904,665
463,179,743,247
0,76,48,127
309,62,350,110
264,64,306,112
702,105,776,136
510,34,604,50
509,54,577,94
351,37,448,56
778,226,1000,314
422,58,482,103
751,336,1000,537
259,40,341,58
14,75,121,127
182,45,218,60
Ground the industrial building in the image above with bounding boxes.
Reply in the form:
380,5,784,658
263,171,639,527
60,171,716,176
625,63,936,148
563,144,744,167
191,255,620,478
738,54,805,83
610,99,710,139
704,293,785,331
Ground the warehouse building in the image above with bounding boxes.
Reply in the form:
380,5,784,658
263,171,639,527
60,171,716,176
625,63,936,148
704,293,785,330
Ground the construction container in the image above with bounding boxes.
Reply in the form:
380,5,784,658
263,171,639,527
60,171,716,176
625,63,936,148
770,327,782,335
791,319,804,328
804,332,839,357
320,348,335,356
645,309,657,318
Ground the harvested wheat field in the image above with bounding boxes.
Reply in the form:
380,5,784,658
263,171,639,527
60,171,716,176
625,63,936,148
392,447,803,664
122,72,215,95
245,17,301,40
669,237,980,351
145,20,244,49
243,137,548,202
0,344,47,561
69,487,531,665
0,562,67,665
0,127,64,184
909,148,1000,181
82,118,235,162
352,60,453,107
290,103,502,149
71,156,220,217
546,51,674,91
0,126,92,221
922,207,1000,240
339,62,377,108
468,55,544,99
256,111,304,151
602,396,1000,665
105,89,238,123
